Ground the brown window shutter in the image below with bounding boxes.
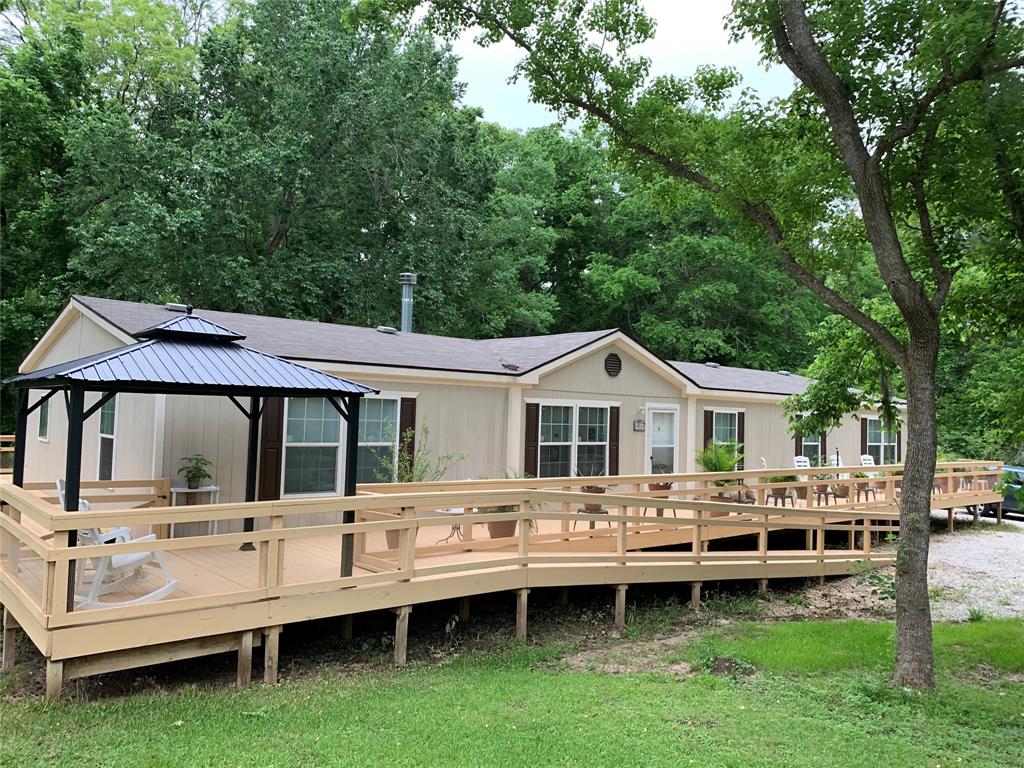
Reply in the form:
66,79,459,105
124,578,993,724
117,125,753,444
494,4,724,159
896,430,902,461
258,397,285,501
608,406,620,476
703,410,713,447
524,402,539,477
860,418,868,456
820,431,827,463
398,397,417,468
793,414,803,456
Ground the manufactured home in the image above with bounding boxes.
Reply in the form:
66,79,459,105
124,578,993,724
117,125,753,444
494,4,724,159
18,292,901,518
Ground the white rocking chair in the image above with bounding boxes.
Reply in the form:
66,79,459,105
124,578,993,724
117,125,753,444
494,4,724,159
56,480,180,609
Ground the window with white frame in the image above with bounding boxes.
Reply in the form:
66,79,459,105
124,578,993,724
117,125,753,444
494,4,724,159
97,395,116,481
37,398,49,441
712,410,738,444
283,398,341,495
538,404,609,478
356,397,399,484
800,432,821,463
866,418,898,465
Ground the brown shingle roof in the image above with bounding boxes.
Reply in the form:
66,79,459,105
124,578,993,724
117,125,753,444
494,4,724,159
669,361,810,396
75,296,616,377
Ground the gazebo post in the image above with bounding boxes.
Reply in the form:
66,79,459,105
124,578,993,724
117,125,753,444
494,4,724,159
240,395,262,551
11,389,28,488
340,394,361,577
63,385,85,613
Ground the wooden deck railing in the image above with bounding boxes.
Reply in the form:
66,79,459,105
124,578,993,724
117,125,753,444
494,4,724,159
0,460,1003,696
0,435,14,476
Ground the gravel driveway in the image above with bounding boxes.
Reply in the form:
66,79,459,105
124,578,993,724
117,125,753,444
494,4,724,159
927,515,1024,621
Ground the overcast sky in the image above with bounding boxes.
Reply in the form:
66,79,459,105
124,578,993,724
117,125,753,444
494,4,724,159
450,0,796,130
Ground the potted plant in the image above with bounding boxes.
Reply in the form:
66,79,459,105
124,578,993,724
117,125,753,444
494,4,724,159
766,475,797,502
575,466,607,511
478,469,533,539
854,471,870,490
649,462,673,493
178,454,212,490
696,441,743,503
377,425,466,549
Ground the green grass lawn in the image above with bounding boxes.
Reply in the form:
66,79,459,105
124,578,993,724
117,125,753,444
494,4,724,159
2,619,1022,767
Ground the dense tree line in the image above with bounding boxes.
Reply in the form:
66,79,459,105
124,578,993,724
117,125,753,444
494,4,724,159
1,0,1020,468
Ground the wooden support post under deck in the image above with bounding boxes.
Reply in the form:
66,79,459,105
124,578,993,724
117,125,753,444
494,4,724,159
948,508,955,533
515,588,529,641
614,585,627,628
996,502,1003,524
458,597,471,623
559,587,569,606
263,626,281,684
394,606,411,665
2,609,18,673
46,660,64,699
690,581,702,612
757,578,768,595
236,630,253,690
341,615,353,641
817,513,826,585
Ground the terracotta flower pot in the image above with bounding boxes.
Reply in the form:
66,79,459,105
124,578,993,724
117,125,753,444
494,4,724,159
487,519,518,539
581,486,605,511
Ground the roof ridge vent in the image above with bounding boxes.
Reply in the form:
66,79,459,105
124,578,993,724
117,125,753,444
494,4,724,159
376,325,399,335
777,370,791,376
704,361,721,368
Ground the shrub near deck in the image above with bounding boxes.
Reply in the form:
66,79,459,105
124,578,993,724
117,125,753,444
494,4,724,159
1,620,1022,768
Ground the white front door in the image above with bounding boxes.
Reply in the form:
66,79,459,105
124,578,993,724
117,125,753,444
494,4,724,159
646,407,678,474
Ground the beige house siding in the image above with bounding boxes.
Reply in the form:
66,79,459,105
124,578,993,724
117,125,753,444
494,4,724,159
23,315,159,488
529,341,687,477
341,377,508,482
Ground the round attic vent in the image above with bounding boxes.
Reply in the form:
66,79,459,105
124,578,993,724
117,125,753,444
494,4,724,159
604,353,622,377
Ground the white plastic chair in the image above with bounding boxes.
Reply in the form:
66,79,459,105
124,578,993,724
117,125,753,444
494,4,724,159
56,480,180,609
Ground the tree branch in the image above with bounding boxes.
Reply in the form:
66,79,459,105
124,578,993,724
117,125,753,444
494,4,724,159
447,0,908,365
873,0,1023,162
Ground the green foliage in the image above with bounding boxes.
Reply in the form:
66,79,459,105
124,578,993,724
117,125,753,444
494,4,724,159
177,454,213,485
1,620,1022,766
695,440,743,484
387,425,465,483
854,562,897,601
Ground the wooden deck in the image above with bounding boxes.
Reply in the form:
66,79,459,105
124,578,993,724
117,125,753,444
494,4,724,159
0,461,1004,697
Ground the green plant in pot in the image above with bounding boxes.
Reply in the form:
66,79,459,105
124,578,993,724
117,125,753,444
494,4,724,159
766,475,797,499
575,465,607,511
696,441,744,501
854,471,869,489
649,461,673,493
478,469,532,539
178,454,212,490
377,424,466,549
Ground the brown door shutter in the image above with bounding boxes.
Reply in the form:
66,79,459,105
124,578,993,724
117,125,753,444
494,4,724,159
258,397,285,501
896,430,902,462
524,402,539,477
736,411,745,469
703,410,713,447
793,414,803,456
398,397,417,468
608,406,620,476
860,418,868,457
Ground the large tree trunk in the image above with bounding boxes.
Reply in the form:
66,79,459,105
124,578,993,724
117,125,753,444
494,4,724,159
892,330,940,689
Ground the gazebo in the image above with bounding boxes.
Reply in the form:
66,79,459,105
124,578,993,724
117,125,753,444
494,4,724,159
4,310,377,611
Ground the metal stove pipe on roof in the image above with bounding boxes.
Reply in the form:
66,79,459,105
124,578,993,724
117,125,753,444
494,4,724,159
399,272,417,333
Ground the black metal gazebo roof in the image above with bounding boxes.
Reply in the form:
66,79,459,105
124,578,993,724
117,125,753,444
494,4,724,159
8,313,376,398
5,310,378,608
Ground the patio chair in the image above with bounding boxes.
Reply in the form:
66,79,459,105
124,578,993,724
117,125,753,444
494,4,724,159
56,480,180,609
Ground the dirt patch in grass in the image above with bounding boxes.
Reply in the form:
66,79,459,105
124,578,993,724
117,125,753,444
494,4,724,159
564,630,695,676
